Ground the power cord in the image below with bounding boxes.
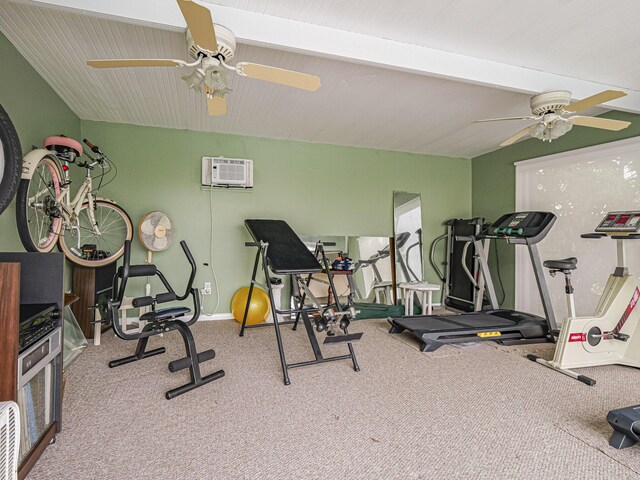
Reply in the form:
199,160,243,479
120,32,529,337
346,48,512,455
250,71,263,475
201,187,221,316
492,240,506,306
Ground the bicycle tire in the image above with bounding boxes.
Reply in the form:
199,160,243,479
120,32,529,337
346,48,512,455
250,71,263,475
0,104,22,216
15,154,63,252
58,199,133,268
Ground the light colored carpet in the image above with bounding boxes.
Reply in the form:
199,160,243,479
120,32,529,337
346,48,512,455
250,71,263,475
29,317,640,479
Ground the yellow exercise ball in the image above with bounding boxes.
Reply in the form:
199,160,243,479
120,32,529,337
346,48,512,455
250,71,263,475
231,286,270,325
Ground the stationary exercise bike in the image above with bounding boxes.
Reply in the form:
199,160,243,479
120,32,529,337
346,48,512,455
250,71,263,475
529,211,640,385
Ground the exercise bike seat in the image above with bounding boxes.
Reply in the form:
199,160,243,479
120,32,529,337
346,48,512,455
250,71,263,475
140,306,190,322
543,257,578,271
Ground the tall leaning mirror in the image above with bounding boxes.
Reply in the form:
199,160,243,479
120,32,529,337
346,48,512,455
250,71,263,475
296,235,393,308
393,192,424,296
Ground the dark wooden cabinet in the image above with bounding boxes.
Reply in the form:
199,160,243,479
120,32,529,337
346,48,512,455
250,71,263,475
0,263,20,402
71,263,115,339
0,253,64,480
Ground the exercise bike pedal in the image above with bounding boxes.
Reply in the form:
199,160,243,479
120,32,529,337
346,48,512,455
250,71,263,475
613,333,630,342
323,332,363,345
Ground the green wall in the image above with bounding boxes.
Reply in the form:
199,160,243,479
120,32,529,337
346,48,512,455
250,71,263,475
80,120,471,313
472,111,640,308
6,22,640,314
0,31,81,251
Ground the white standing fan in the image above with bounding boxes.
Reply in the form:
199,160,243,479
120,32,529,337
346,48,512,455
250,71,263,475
138,211,175,296
0,401,20,480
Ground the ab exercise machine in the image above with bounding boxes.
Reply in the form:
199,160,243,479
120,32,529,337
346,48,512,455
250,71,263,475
529,211,640,386
107,240,224,399
389,212,558,351
241,219,362,385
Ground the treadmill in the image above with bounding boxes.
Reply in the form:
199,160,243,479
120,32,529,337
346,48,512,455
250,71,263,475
389,211,558,352
430,218,490,313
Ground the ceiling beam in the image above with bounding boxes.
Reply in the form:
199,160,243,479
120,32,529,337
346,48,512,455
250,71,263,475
10,0,640,113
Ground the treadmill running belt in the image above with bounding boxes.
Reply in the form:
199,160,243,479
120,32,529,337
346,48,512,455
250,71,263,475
396,314,516,331
389,309,549,352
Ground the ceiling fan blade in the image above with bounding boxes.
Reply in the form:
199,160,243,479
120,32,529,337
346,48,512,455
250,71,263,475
569,116,631,131
473,116,537,123
500,125,535,147
87,59,185,68
207,94,227,116
564,90,627,113
236,62,321,91
177,0,218,53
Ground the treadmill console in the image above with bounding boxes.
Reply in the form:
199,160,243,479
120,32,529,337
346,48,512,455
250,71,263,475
595,211,640,233
485,212,556,244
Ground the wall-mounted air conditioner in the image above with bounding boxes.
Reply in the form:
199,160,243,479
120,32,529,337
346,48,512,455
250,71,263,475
201,157,253,188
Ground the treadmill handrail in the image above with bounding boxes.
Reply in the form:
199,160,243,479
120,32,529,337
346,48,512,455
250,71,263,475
460,242,478,289
429,233,447,282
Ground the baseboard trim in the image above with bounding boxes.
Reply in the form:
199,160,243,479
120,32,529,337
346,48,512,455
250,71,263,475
199,312,234,321
121,302,444,326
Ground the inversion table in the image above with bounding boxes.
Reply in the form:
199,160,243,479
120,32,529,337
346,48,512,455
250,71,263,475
241,219,362,385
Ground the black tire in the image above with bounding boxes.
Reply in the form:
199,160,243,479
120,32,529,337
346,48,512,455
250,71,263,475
0,104,22,216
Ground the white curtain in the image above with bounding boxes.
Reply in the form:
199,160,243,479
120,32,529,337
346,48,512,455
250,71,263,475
515,137,640,324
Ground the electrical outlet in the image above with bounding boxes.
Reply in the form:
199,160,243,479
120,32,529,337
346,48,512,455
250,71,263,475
203,282,212,295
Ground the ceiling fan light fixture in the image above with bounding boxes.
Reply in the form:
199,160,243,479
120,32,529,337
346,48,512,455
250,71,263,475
551,120,573,139
182,67,206,91
204,66,231,92
530,123,547,141
530,120,573,142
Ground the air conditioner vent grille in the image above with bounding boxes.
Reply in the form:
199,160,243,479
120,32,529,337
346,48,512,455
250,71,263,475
201,157,253,188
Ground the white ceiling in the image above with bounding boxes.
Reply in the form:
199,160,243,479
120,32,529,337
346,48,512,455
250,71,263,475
1,0,638,158
208,0,640,92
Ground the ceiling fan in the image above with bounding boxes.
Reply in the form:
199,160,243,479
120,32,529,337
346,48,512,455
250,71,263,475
474,90,631,147
86,0,321,116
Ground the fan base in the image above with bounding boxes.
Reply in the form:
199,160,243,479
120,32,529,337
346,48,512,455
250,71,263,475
530,90,571,115
187,25,236,61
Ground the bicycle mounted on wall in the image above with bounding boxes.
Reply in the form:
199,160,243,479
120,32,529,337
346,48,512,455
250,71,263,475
15,136,133,267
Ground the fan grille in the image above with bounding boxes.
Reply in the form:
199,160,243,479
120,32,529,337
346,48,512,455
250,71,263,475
138,211,175,252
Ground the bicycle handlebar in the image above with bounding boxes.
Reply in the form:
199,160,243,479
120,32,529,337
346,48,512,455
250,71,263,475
83,138,102,155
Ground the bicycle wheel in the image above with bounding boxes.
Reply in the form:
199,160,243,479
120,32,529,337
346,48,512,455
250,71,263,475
15,154,63,252
0,104,22,216
58,199,133,267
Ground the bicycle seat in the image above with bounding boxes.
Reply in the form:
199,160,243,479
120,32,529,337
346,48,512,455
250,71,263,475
44,136,83,157
543,257,578,271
